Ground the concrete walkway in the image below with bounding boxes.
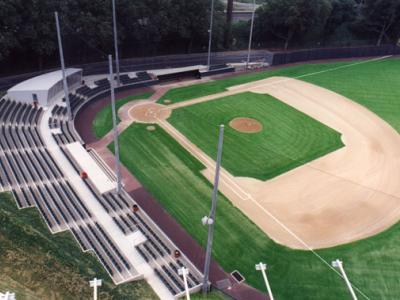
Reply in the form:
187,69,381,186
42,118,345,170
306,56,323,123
40,104,175,299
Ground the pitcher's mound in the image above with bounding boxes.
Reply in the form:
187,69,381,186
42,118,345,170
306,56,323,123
229,117,263,133
129,103,171,123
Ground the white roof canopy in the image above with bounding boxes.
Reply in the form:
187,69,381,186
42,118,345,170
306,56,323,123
8,68,82,92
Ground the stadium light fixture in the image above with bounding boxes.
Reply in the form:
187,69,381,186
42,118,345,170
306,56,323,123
89,278,102,300
202,124,225,294
255,262,274,300
108,54,123,193
55,12,72,122
178,267,191,300
112,0,121,86
207,0,216,70
201,216,214,226
332,259,358,300
246,0,256,69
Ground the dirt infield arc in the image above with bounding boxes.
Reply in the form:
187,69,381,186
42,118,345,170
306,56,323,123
156,76,400,249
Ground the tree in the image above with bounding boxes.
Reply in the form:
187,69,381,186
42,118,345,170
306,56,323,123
224,0,234,48
358,0,400,46
255,0,332,50
0,0,22,61
323,0,357,45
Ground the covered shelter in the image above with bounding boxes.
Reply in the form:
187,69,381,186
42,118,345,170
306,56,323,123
7,68,82,107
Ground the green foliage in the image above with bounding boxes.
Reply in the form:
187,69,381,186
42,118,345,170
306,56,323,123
92,91,153,139
2,0,400,73
0,192,157,300
255,0,333,50
323,0,358,45
168,92,343,180
356,0,400,46
0,0,226,70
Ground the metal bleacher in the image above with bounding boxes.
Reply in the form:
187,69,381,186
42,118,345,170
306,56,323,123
0,98,137,284
48,76,204,297
1,70,204,297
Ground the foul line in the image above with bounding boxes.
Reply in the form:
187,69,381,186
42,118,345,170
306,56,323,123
168,55,392,110
158,56,397,299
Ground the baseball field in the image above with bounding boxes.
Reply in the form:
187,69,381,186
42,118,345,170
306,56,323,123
96,57,400,299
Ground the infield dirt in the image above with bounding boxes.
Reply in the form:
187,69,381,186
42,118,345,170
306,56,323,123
156,76,400,249
123,76,400,249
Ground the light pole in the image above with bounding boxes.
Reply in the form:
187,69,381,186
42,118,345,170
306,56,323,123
89,278,102,300
202,124,225,293
207,0,216,70
255,262,274,300
55,12,72,121
179,267,191,300
108,54,122,193
246,0,256,69
112,0,121,86
332,259,358,300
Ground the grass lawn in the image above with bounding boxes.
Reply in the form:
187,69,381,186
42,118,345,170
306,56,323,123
168,92,343,180
159,58,400,133
191,290,231,299
92,91,153,139
114,123,400,299
0,192,157,300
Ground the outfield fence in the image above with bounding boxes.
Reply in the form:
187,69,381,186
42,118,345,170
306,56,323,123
1,44,399,91
271,44,400,65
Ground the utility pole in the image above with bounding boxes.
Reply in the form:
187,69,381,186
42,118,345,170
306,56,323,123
179,267,191,300
332,259,358,300
202,124,224,293
108,54,122,193
55,12,72,121
112,0,121,86
207,0,216,70
255,262,274,300
89,278,102,300
246,0,256,69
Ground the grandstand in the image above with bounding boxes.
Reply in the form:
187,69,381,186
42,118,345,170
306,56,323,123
0,72,205,299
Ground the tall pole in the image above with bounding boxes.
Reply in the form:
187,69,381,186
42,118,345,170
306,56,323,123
255,263,274,300
108,55,122,193
246,0,256,69
332,259,358,300
179,267,191,300
202,124,224,293
207,0,216,70
89,278,102,300
112,0,121,86
55,12,72,121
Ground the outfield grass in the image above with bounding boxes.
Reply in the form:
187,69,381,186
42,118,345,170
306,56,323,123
92,91,153,139
159,58,400,134
114,123,400,299
168,92,343,180
158,62,355,104
0,192,157,300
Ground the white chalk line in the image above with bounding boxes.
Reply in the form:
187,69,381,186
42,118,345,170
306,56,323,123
157,56,396,299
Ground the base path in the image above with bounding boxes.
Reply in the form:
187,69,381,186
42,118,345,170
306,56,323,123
159,76,400,249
